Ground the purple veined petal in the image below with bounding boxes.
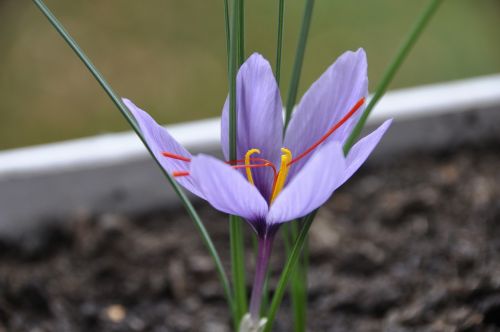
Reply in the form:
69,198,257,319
190,154,269,225
284,48,368,180
266,141,346,225
123,98,204,198
221,53,284,201
341,119,392,184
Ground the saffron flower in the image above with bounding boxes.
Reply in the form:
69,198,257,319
123,48,391,321
123,49,390,238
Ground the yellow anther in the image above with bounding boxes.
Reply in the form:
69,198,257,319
270,148,292,203
245,148,261,185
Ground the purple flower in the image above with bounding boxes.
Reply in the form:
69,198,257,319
123,49,391,240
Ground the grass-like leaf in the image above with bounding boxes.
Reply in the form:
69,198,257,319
343,0,444,153
265,0,444,330
228,0,248,324
31,0,235,322
264,213,315,332
281,1,316,330
275,0,286,86
284,0,315,131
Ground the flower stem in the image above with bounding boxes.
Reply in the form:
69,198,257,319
230,215,248,321
249,236,274,320
263,213,314,332
229,0,248,324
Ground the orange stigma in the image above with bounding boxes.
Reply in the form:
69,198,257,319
172,171,190,177
162,151,191,162
288,97,365,166
171,162,277,179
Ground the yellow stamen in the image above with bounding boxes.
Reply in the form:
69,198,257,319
270,148,292,203
245,148,261,185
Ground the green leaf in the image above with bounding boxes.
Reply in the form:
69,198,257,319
275,0,286,86
284,0,315,131
228,0,248,324
263,213,315,332
281,1,315,330
266,1,444,330
343,0,444,153
31,0,235,322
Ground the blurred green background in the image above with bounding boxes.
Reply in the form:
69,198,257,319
1,0,499,150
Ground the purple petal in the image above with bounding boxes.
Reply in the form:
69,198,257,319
341,119,392,184
190,154,268,223
284,49,368,179
266,141,346,225
221,53,284,201
123,98,203,198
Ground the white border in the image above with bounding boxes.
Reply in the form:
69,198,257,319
1,74,500,178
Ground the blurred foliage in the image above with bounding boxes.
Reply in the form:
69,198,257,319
0,0,499,149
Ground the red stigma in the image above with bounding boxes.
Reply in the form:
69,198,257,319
226,157,271,165
172,161,277,179
288,97,365,166
162,151,191,162
172,171,190,177
226,157,278,177
232,163,278,178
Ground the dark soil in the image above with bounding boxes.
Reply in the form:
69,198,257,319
0,144,499,332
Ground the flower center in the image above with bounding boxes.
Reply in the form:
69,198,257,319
242,96,365,202
242,147,292,203
165,96,365,203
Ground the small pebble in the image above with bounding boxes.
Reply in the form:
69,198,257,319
105,304,126,323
